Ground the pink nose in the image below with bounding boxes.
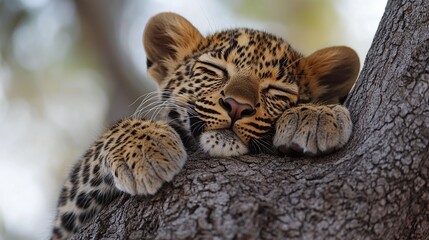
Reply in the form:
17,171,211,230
220,98,255,123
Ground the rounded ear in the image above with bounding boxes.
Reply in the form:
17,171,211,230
301,46,360,104
143,12,204,84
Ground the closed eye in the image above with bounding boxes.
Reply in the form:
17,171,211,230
193,61,228,79
266,84,298,95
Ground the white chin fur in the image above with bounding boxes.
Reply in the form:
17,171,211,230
199,130,249,157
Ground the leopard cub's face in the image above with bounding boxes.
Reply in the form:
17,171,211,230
161,29,301,156
143,13,359,157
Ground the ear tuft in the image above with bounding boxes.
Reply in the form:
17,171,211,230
302,46,360,104
143,12,204,84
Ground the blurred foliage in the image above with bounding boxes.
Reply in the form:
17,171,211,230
235,0,341,52
0,1,108,239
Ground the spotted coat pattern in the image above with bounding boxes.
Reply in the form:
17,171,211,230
51,12,359,239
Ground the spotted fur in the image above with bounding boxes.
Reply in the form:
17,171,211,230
51,12,359,239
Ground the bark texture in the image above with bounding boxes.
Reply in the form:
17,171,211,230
71,0,429,239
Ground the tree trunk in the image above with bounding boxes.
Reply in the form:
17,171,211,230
71,0,429,239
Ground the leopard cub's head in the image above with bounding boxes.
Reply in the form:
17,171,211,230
142,12,359,157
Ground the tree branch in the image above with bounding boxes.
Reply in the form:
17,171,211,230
71,0,429,239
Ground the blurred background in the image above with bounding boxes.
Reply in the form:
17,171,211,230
0,0,386,239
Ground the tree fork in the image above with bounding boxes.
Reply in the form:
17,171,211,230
71,0,429,239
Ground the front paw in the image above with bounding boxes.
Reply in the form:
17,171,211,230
273,104,352,156
108,119,187,195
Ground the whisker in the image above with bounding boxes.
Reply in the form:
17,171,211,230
193,122,206,137
133,93,194,119
131,91,159,104
257,138,276,154
285,56,304,70
133,92,164,118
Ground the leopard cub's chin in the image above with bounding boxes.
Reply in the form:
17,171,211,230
199,130,249,157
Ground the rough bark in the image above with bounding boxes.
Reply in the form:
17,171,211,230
71,0,429,239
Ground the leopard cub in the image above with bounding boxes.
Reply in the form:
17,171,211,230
51,12,359,239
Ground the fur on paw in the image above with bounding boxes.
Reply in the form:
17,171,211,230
273,104,352,156
108,119,187,195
